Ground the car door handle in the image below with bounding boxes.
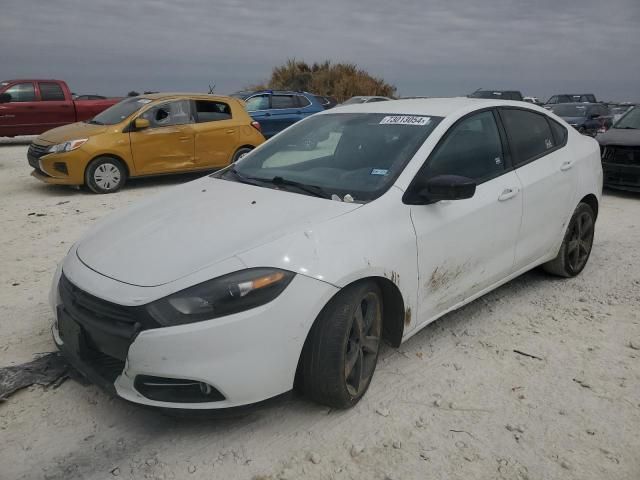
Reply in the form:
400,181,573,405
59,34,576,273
263,112,271,117
226,129,236,134
560,160,575,171
178,136,191,141
498,187,520,201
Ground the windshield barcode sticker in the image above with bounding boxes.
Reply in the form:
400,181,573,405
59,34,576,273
380,116,431,126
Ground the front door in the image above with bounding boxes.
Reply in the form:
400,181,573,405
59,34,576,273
410,110,523,324
0,82,40,136
129,100,195,175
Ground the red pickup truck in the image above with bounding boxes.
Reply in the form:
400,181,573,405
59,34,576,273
0,79,121,137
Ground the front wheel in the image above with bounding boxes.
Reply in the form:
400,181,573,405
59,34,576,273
301,281,383,408
231,147,253,163
543,202,595,277
85,157,126,194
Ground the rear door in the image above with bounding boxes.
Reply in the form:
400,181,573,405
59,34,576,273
411,109,523,323
0,81,40,135
192,99,238,168
129,100,196,174
245,94,275,137
36,82,75,130
270,94,303,132
499,107,577,269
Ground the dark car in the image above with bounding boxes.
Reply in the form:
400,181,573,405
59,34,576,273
314,95,338,110
231,90,324,138
468,90,523,101
548,103,613,136
597,107,640,191
545,93,597,106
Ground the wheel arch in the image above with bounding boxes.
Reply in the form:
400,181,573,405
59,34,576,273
580,193,599,219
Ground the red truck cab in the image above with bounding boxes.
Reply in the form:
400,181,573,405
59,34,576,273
0,79,120,137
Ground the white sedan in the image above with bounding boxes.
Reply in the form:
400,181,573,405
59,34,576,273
50,98,602,410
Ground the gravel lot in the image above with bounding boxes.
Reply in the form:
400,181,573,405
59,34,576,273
0,137,639,480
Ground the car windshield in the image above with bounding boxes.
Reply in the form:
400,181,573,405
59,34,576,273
221,113,442,202
88,97,151,125
614,107,640,129
342,97,367,105
550,104,588,117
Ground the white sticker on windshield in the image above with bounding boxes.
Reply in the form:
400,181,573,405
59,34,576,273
371,168,389,176
380,115,431,126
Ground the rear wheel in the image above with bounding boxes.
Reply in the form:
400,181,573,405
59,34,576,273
301,281,382,408
543,202,595,277
85,157,126,194
231,147,253,163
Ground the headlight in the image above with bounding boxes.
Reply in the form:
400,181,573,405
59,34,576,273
146,268,295,326
48,138,88,154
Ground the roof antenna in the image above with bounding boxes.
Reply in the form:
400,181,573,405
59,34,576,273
208,83,216,94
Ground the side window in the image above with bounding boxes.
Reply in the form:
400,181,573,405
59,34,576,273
245,95,269,111
425,110,504,182
271,95,298,109
548,96,557,104
500,109,555,166
297,95,311,107
4,82,36,102
39,82,65,101
141,100,192,128
549,118,567,146
195,100,231,123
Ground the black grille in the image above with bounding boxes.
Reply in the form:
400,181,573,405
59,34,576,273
59,273,160,361
603,146,640,166
27,142,50,173
86,350,126,383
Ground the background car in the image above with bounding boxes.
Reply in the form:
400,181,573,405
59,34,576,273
548,102,612,136
597,106,640,191
74,94,107,100
468,90,523,101
340,96,391,105
545,93,598,106
231,90,324,138
50,98,602,411
523,96,543,105
610,105,635,123
0,79,120,137
27,93,264,193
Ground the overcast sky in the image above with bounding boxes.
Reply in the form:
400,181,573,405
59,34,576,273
2,0,639,101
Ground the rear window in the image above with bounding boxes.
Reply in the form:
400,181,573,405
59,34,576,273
195,100,231,122
550,104,588,117
39,82,65,101
500,109,556,166
549,119,568,146
271,95,298,109
297,95,312,108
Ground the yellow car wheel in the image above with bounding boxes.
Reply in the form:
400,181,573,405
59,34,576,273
85,157,127,194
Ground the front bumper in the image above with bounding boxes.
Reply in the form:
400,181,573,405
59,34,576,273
51,265,338,409
28,143,89,186
602,162,640,191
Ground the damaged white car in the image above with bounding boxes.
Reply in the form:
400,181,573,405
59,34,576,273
50,98,602,410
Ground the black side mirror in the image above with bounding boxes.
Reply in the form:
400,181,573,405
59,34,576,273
589,113,600,119
405,174,476,204
0,93,11,103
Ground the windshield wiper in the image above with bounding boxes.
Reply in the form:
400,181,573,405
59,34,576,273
86,119,103,125
267,176,331,199
227,168,268,187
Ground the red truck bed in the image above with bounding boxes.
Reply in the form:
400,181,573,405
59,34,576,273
0,79,120,137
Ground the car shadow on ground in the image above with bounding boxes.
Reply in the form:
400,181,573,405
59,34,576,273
0,136,36,146
603,187,639,200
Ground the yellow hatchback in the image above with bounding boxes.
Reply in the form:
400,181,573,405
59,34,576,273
27,94,265,193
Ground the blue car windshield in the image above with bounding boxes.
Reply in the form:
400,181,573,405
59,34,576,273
221,112,443,202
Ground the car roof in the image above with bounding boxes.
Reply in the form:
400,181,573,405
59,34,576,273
138,93,238,102
241,90,312,96
329,97,536,117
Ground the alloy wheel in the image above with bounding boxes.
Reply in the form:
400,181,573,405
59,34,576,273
344,292,381,397
566,210,594,272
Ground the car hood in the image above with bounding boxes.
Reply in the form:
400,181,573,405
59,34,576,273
596,128,640,147
37,122,109,144
559,116,586,125
76,176,361,287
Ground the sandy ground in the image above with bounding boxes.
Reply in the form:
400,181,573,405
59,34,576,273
0,137,638,480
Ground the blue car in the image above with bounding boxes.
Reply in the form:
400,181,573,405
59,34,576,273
231,90,324,138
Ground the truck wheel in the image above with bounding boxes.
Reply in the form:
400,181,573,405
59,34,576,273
85,157,126,194
543,203,595,277
300,281,383,409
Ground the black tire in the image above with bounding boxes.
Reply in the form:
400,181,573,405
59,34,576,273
85,156,126,194
301,281,383,409
543,202,595,277
231,147,253,163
